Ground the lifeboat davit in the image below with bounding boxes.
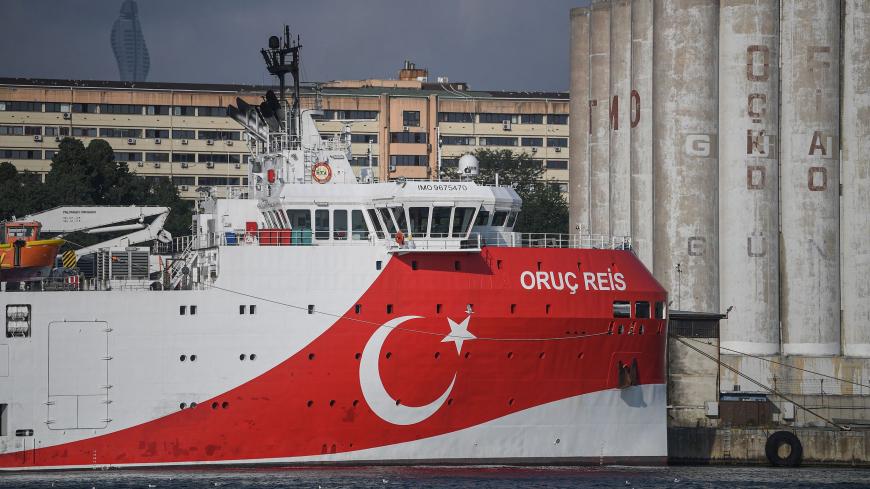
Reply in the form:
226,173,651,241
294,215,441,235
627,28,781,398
0,221,63,282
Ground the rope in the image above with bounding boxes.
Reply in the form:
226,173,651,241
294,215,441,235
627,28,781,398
205,283,611,343
671,334,850,431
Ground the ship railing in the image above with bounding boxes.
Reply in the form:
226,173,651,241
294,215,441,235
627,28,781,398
184,231,632,252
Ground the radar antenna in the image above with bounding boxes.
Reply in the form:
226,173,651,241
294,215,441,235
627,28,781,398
260,25,302,141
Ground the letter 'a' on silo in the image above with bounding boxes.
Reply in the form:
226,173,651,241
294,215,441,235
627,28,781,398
779,0,840,356
630,0,654,271
842,0,870,358
652,0,719,313
608,0,632,239
718,0,780,355
589,0,611,236
569,7,591,235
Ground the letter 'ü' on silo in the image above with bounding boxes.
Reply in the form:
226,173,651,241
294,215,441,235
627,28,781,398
569,7,591,234
652,0,719,313
609,0,632,238
630,0,654,270
842,0,870,357
779,0,840,356
589,0,611,236
718,0,780,355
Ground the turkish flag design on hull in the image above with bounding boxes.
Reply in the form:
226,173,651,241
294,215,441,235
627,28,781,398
0,247,667,469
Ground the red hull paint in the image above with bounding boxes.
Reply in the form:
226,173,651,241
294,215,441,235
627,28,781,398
0,247,666,469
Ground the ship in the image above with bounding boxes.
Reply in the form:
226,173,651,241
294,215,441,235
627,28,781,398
0,27,668,470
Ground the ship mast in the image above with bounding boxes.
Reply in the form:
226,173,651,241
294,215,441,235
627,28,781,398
260,25,302,145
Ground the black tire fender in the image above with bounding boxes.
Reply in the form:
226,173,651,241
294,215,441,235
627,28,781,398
765,430,803,467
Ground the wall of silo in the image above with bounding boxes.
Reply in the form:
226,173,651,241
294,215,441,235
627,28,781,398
779,0,841,356
569,7,591,234
589,0,612,236
652,0,720,313
608,0,632,238
718,0,780,356
629,0,654,271
841,0,870,358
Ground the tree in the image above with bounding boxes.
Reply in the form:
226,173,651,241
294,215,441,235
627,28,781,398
440,149,568,234
2,138,192,238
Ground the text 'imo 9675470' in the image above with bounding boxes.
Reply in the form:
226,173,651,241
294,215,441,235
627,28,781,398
0,26,667,470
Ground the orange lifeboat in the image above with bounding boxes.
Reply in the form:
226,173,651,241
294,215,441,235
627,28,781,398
0,221,64,282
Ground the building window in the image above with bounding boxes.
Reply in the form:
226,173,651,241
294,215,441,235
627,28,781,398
545,160,568,170
172,153,196,163
520,114,544,124
198,153,231,164
99,128,142,138
44,102,71,113
441,158,459,168
437,112,473,123
521,137,543,147
197,106,226,117
0,150,42,159
547,137,568,148
350,133,377,143
145,152,170,162
0,101,41,112
479,113,519,124
144,129,169,139
0,126,24,136
198,130,240,141
71,127,97,137
44,127,70,137
198,176,241,186
146,105,170,115
390,155,428,167
172,129,195,139
172,176,196,186
99,104,143,115
548,114,568,125
479,136,517,147
114,151,142,162
321,110,378,120
71,103,98,113
549,181,568,193
45,150,57,160
402,111,420,127
172,106,196,116
350,156,378,167
390,132,427,144
440,135,474,146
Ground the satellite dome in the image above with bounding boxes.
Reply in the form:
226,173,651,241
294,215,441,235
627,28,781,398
458,154,479,177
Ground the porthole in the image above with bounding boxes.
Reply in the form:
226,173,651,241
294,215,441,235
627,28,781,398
464,351,471,359
434,352,441,359
539,352,546,359
386,304,393,314
496,260,503,270
239,305,245,315
329,400,335,407
180,402,187,409
308,353,315,360
308,305,315,315
385,352,392,359
507,352,514,359
222,401,229,409
190,305,197,315
180,354,186,362
211,402,218,409
354,352,361,360
577,352,584,359
447,398,453,406
190,354,197,362
190,402,197,408
352,400,359,407
412,261,418,270
355,304,361,314
240,354,246,361
307,400,313,407
250,354,257,360
395,399,401,406
508,398,515,406
249,305,256,315
454,261,461,271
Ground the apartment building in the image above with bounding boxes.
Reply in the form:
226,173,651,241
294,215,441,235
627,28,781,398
0,72,569,198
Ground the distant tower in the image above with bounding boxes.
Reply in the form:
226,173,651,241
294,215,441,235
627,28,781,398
111,0,150,82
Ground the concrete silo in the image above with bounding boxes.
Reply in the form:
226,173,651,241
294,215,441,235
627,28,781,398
842,0,870,358
652,0,720,313
589,0,612,236
568,7,591,234
608,0,632,238
629,0,654,270
718,0,780,355
779,0,840,356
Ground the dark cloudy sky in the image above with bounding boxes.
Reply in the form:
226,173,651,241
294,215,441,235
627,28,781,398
1,0,588,92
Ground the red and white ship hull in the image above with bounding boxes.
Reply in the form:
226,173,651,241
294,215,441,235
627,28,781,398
0,245,667,470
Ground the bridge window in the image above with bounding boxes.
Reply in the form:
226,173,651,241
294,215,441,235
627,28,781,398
431,207,452,237
492,210,509,227
655,301,666,320
452,207,476,237
333,210,348,240
351,210,369,240
390,207,409,235
409,207,430,236
315,209,330,240
366,209,386,239
507,211,519,228
636,301,651,319
475,210,490,226
378,208,398,235
286,209,312,231
613,301,631,318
